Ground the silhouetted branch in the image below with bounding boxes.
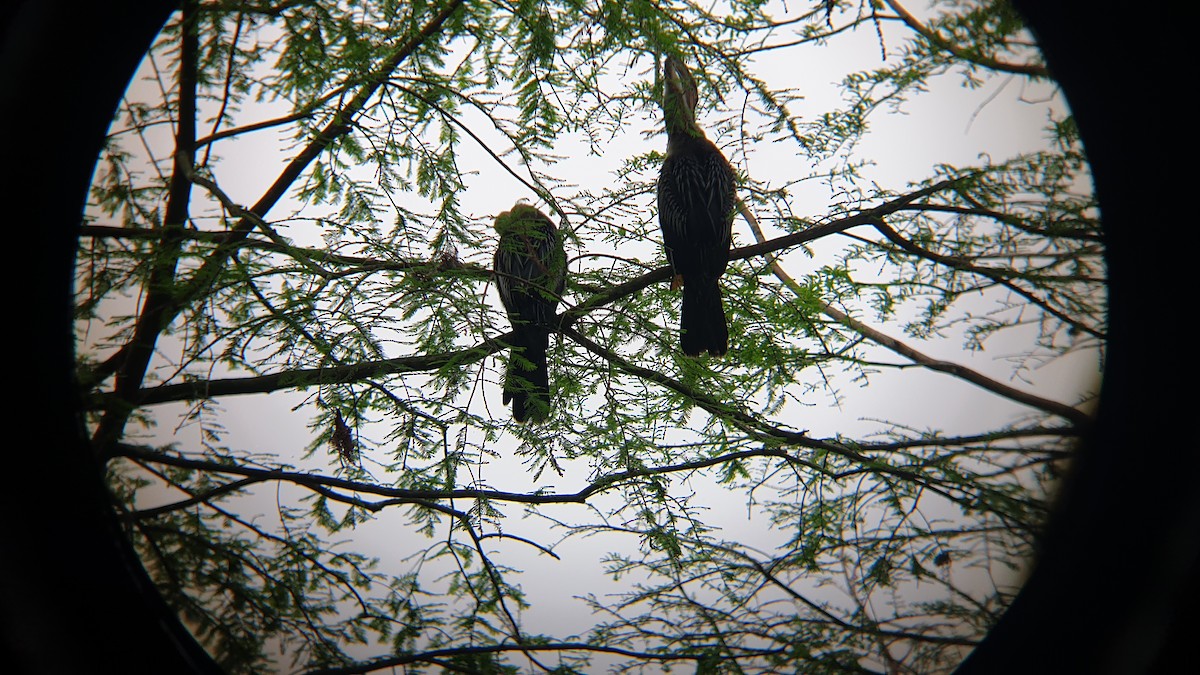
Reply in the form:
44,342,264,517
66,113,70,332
737,197,1092,427
87,0,467,394
882,0,1049,78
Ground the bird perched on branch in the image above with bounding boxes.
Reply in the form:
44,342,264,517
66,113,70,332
657,53,736,358
493,203,566,422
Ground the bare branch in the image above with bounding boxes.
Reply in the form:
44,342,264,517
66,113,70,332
881,0,1049,78
737,199,1092,427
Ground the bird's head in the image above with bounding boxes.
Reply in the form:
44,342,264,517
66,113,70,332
494,202,551,237
662,54,701,136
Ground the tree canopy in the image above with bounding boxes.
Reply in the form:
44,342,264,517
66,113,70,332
77,0,1104,672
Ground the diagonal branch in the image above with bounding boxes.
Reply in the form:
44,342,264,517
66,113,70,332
94,179,979,412
819,302,1090,426
738,199,1091,427
86,0,468,448
79,223,491,281
868,217,1104,340
881,0,1049,78
124,477,263,520
94,337,502,408
90,0,200,450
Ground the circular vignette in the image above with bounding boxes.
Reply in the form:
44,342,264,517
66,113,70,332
1,2,1191,674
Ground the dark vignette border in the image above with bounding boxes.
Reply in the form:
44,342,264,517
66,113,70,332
1,2,1191,673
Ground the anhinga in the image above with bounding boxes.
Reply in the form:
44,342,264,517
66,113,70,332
657,53,736,357
493,203,566,422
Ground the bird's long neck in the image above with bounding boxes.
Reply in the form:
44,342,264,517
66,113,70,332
664,103,700,139
666,124,708,158
662,56,705,144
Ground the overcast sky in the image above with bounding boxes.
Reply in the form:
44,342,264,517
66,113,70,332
86,2,1099,669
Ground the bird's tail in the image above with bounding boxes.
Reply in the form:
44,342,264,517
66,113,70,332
680,278,728,357
503,325,552,423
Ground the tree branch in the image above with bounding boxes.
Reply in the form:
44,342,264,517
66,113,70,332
92,179,982,412
737,199,1092,427
123,476,264,520
90,0,201,451
868,217,1105,341
115,435,1030,514
86,0,467,413
79,223,491,281
881,0,1049,78
820,302,1090,426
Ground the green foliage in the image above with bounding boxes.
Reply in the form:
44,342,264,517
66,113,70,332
78,0,1101,673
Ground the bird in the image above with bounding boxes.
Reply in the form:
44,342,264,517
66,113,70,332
657,54,737,358
493,203,567,422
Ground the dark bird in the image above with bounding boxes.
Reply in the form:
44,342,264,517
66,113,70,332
657,54,736,357
493,203,566,422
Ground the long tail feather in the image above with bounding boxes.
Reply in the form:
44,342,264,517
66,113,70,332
680,280,728,357
503,326,552,422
